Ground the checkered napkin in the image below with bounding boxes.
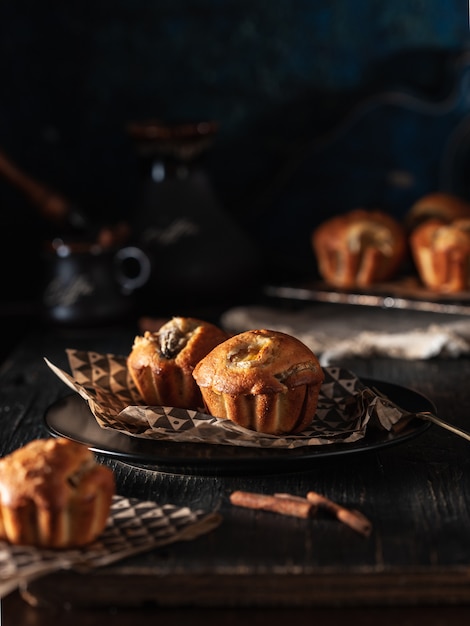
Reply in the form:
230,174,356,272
0,495,222,599
45,351,406,449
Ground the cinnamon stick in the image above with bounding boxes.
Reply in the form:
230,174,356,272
306,490,372,537
230,490,316,519
229,490,372,536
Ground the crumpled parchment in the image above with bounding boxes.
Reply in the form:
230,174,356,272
0,495,221,599
45,349,407,450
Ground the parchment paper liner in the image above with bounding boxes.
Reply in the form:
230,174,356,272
45,350,406,449
0,495,221,599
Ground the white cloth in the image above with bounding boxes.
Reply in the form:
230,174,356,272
221,304,470,365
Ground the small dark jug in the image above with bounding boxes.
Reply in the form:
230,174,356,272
42,239,151,326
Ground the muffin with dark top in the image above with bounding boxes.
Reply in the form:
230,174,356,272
127,317,230,409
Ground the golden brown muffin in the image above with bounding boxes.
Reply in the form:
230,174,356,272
192,329,324,435
410,218,470,293
127,316,230,409
0,438,115,548
405,192,470,232
312,209,406,288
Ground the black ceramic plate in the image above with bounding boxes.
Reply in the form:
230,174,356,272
43,378,433,475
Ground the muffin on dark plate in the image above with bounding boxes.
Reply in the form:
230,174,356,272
192,328,324,435
128,316,230,409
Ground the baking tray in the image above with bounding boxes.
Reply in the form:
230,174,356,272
264,277,470,315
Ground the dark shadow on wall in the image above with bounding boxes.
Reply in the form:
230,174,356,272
206,47,470,281
1,46,470,302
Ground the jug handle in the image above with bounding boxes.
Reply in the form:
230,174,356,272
115,246,151,294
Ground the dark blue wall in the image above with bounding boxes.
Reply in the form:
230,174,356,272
1,0,470,301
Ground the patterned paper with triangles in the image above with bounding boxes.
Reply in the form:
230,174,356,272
45,351,405,450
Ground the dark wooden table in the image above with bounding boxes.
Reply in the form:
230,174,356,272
2,320,470,625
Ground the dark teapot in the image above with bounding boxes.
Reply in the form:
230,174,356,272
127,119,262,314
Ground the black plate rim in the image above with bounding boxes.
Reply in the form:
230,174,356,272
43,377,434,474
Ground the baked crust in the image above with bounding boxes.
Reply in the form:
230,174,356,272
405,192,470,232
410,218,470,292
127,317,230,409
0,438,115,548
192,329,324,435
312,209,406,288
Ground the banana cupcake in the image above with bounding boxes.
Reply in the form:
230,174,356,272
192,329,324,435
